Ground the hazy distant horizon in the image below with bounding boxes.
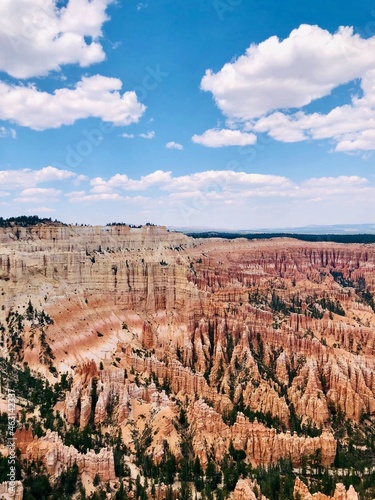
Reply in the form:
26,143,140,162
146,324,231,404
174,223,375,235
3,215,375,235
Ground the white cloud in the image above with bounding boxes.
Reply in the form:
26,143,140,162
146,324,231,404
2,168,372,228
125,170,171,190
26,207,56,214
0,126,16,139
0,76,146,131
3,168,370,211
66,190,148,203
252,71,375,152
0,166,78,189
60,170,374,229
336,129,375,152
35,166,78,183
0,0,113,79
192,128,257,147
139,131,155,139
200,24,375,152
73,174,88,185
83,170,374,205
201,25,375,121
90,170,172,192
137,3,148,10
166,141,183,150
15,187,62,203
120,131,156,140
251,112,308,143
90,170,290,195
303,176,367,188
88,170,292,197
166,170,290,192
67,191,123,202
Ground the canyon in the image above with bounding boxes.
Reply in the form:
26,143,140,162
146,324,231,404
0,223,374,499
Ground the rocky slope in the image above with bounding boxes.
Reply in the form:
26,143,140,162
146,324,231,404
0,223,374,499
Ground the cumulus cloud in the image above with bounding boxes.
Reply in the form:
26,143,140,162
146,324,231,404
85,169,337,197
252,71,375,151
0,1,147,133
66,190,148,203
89,170,293,197
201,25,375,120
0,0,113,79
3,167,371,211
166,170,290,192
139,131,155,139
0,76,146,131
79,170,375,207
15,187,62,203
60,170,375,228
66,191,123,202
120,133,135,139
199,24,375,152
0,126,16,139
192,129,257,147
166,141,183,150
0,166,78,189
303,176,368,188
90,170,172,192
336,129,375,152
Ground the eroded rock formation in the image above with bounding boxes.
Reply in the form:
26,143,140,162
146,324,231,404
232,479,267,500
0,480,23,500
15,428,115,481
293,478,359,500
1,225,374,497
187,400,336,467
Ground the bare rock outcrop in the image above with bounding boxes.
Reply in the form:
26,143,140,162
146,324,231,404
293,478,359,500
188,400,336,468
19,429,115,481
232,479,268,500
0,480,23,500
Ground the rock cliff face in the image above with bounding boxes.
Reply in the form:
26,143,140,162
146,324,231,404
0,224,374,498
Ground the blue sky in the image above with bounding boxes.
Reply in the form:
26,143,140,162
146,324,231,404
1,0,375,228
